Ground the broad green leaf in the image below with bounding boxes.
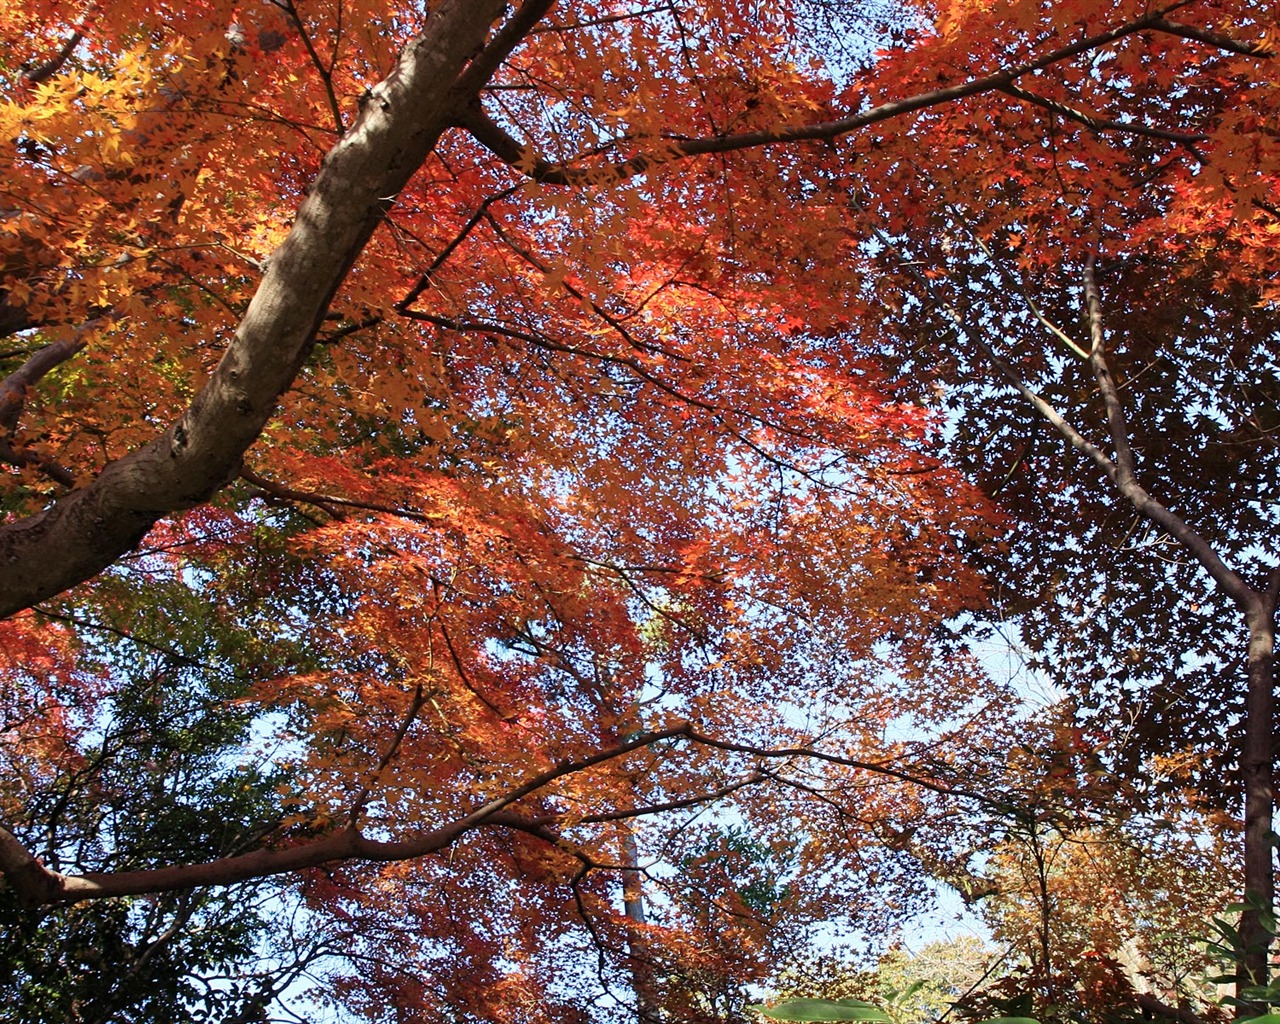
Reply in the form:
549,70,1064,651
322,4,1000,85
888,980,925,1001
746,998,893,1022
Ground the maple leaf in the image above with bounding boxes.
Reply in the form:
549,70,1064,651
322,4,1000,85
0,0,1273,1018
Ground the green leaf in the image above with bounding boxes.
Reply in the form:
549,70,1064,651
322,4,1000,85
980,1018,1042,1024
889,980,925,1002
1237,1015,1280,1024
746,999,893,1022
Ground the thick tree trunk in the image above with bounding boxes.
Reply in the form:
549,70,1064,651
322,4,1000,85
1239,605,1277,1008
0,0,523,617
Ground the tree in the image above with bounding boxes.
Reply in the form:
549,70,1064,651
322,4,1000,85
771,711,1237,1023
822,0,1279,999
968,713,1234,1022
0,565,319,1022
839,18,1280,998
0,0,1273,1017
774,935,1003,1024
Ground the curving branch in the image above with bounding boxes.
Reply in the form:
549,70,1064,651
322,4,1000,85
2,720,1008,907
0,723,695,905
238,467,349,520
458,4,1202,186
0,330,94,486
0,331,90,436
998,82,1208,146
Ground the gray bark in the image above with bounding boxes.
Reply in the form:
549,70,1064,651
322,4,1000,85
0,0,512,616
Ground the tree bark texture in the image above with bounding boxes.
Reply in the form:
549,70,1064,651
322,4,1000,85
0,0,512,616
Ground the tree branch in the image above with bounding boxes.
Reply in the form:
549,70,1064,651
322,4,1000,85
1083,253,1137,479
0,822,66,906
21,29,85,87
458,4,1195,185
345,683,430,826
0,330,91,435
238,467,348,519
0,437,76,487
450,0,558,100
998,82,1208,146
889,222,1265,620
1133,992,1209,1024
6,723,696,905
2,720,1003,906
0,0,518,619
1147,17,1276,58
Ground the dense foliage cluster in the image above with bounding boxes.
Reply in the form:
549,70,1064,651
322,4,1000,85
0,1,1275,1021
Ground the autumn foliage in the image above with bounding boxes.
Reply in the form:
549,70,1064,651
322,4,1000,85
0,0,1276,1020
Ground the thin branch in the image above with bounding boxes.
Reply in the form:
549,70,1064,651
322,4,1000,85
477,210,682,361
0,438,76,487
394,184,521,311
1147,17,1276,57
436,613,514,721
999,83,1208,146
346,683,429,825
406,308,850,476
881,220,1265,620
273,0,345,133
31,606,209,670
863,214,1126,482
239,467,347,519
546,773,768,828
980,318,1256,611
528,6,671,34
683,729,1006,809
944,209,1089,360
458,4,1197,186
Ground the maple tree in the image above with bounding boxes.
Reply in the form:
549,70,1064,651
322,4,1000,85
831,0,1280,998
0,0,1276,1019
768,713,1238,1023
